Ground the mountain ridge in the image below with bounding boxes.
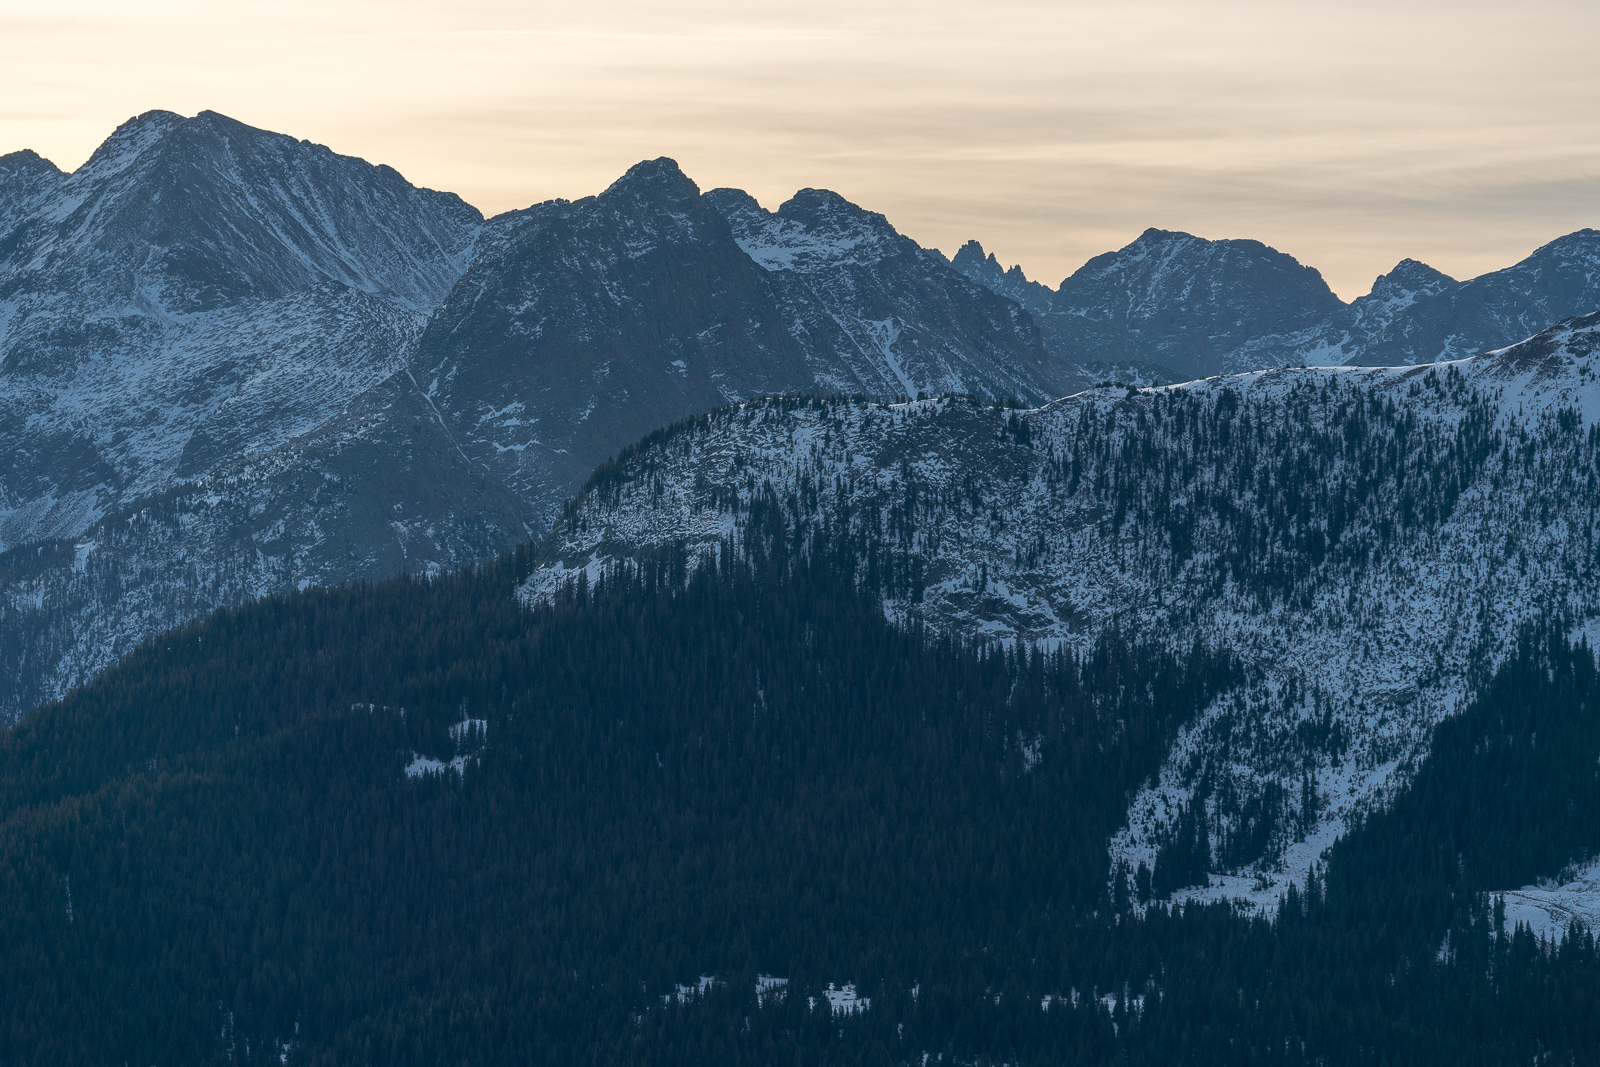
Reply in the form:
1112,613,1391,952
953,228,1600,377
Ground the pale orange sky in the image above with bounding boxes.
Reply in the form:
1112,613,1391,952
3,0,1598,299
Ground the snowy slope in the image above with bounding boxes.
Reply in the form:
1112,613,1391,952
0,110,483,553
0,110,488,718
0,365,530,718
1500,856,1600,943
521,313,1600,904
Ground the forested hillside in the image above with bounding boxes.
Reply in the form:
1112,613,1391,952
0,533,1228,1063
3,531,1600,1065
525,319,1600,906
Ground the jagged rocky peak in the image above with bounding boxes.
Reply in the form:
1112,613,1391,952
597,155,702,211
1505,228,1600,309
0,108,494,567
703,185,902,271
1060,227,1341,306
75,109,187,175
412,158,814,529
0,149,64,226
949,239,1054,319
1360,258,1457,310
558,156,740,261
776,187,898,240
0,148,61,182
1527,227,1600,263
698,185,763,224
1046,227,1344,379
949,238,997,275
1337,258,1459,346
951,238,1036,283
706,183,1088,402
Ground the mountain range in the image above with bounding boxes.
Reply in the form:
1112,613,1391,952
3,318,1599,1064
7,110,1600,723
952,227,1600,379
5,107,1600,1063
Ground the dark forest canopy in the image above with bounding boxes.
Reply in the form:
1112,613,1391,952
1,535,1599,1065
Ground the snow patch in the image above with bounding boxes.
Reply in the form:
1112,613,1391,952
404,753,470,778
1499,857,1600,943
1570,619,1600,662
449,718,487,744
821,983,870,1015
664,976,719,1004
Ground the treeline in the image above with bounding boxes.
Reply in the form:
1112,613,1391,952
1326,625,1600,938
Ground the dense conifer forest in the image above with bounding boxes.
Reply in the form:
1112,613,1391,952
2,526,1599,1064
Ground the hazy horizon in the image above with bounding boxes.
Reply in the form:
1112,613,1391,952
4,0,1597,299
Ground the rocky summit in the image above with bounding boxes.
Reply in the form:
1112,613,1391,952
1348,229,1600,367
0,110,483,551
1044,227,1346,380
